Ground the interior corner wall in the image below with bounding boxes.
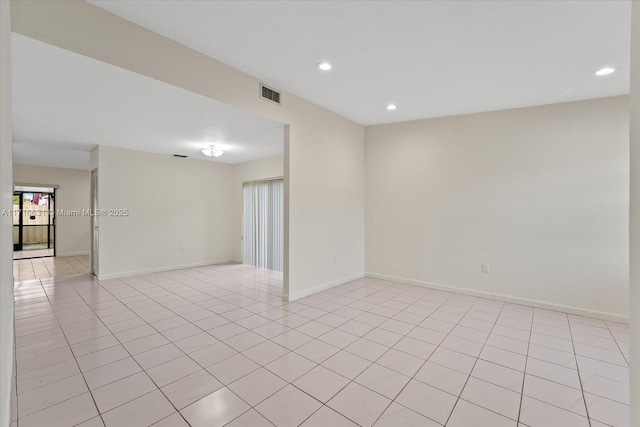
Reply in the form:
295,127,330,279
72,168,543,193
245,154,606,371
366,96,630,320
90,146,99,171
0,2,14,427
13,164,90,256
232,155,284,263
628,1,639,423
287,98,365,299
95,146,234,279
10,0,366,296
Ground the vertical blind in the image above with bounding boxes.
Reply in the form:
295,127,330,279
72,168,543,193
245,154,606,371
243,178,284,272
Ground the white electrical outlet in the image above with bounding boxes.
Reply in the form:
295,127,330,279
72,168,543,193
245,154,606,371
334,256,338,265
366,251,372,258
180,245,185,252
481,263,490,273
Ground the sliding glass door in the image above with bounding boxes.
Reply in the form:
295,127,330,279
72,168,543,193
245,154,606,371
243,178,284,272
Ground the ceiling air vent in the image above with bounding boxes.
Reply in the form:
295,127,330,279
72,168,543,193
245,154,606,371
260,83,281,105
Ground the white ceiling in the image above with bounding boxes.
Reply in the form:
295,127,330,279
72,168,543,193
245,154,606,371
13,142,91,170
12,33,285,169
89,0,631,125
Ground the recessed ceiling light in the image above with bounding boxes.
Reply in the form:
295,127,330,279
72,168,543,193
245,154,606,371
318,62,332,71
595,67,616,76
386,104,397,111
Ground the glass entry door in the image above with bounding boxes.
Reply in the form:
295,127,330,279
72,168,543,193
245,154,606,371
13,190,55,256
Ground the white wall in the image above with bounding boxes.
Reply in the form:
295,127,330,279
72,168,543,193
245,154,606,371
95,146,234,279
629,1,639,423
13,164,90,256
232,155,284,263
11,1,366,299
0,2,14,426
287,99,365,299
366,96,629,320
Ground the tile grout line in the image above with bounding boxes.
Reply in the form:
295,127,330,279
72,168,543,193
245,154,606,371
131,268,305,426
567,317,593,427
13,267,629,427
261,280,460,427
19,277,107,427
515,308,534,425
220,279,452,426
16,276,551,425
186,278,449,426
442,301,507,426
85,267,312,424
70,276,211,426
357,286,524,424
368,288,480,426
602,319,630,368
12,276,592,390
291,285,457,426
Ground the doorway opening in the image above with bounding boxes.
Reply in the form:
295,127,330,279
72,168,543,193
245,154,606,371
13,185,56,259
243,178,284,272
91,168,98,277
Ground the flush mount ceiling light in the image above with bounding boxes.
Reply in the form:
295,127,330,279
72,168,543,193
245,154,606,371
201,144,224,158
386,104,397,111
318,62,332,71
594,67,617,76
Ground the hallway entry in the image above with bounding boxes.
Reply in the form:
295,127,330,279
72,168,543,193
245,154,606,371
13,185,56,259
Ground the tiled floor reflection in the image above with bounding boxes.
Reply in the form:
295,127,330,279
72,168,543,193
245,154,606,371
13,248,55,260
13,264,629,427
13,255,90,281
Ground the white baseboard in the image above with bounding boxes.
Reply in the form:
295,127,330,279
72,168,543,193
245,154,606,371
56,251,90,257
97,259,235,281
284,272,365,302
366,272,629,323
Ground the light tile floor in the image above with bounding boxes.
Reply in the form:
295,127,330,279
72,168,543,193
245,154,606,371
12,264,630,427
14,248,55,260
13,255,90,281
